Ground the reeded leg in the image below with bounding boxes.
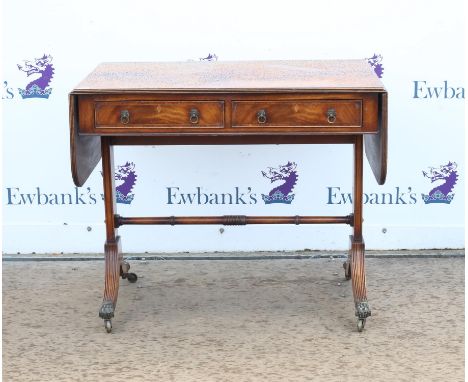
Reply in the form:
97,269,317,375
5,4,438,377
349,235,371,330
349,136,370,331
99,236,122,322
100,137,120,333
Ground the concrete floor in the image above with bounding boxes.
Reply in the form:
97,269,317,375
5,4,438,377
2,255,465,381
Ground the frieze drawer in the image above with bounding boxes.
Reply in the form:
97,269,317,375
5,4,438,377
232,100,362,128
95,101,225,128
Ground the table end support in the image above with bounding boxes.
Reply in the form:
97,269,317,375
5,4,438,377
99,236,122,333
348,235,371,332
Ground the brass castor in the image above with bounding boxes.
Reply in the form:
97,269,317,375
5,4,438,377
104,319,112,333
357,318,366,332
126,272,138,283
121,261,130,274
343,261,351,280
121,261,138,283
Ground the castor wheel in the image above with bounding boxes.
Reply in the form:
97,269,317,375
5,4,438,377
121,261,130,274
126,272,138,283
343,261,351,280
104,319,112,333
357,319,366,332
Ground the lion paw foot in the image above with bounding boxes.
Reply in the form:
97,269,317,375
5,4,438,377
99,300,115,319
355,301,371,319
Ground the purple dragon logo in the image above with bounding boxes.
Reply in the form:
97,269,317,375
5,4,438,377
17,54,54,99
421,161,458,204
199,53,218,61
261,162,298,204
115,162,137,204
367,53,384,78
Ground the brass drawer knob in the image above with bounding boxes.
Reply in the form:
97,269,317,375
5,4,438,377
189,108,200,124
327,108,336,124
120,110,130,124
257,109,267,124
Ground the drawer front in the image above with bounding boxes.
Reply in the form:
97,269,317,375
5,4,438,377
232,100,362,128
95,101,224,128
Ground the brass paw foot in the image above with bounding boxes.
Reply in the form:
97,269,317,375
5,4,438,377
355,300,371,319
99,300,115,319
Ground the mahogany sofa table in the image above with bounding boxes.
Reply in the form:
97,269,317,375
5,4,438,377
69,60,387,333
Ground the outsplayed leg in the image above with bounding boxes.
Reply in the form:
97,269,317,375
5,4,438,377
349,236,371,331
99,237,122,322
99,137,120,333
349,136,370,331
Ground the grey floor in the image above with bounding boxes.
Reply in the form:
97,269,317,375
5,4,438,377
2,253,465,382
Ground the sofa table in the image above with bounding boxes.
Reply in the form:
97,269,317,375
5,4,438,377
69,60,387,333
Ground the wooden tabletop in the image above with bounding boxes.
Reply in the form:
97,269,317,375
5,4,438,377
72,60,385,93
70,59,387,187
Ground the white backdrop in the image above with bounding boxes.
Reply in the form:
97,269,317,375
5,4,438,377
2,0,465,253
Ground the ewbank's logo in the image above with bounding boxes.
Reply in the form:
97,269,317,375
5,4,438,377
421,162,458,204
199,53,218,61
261,162,298,204
115,162,137,204
413,81,464,99
17,54,54,99
367,54,384,78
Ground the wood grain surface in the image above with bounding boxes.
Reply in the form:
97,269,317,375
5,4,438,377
95,100,224,128
72,60,385,93
232,100,362,127
69,94,101,187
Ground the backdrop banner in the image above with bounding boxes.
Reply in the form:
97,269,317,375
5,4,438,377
2,0,464,253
